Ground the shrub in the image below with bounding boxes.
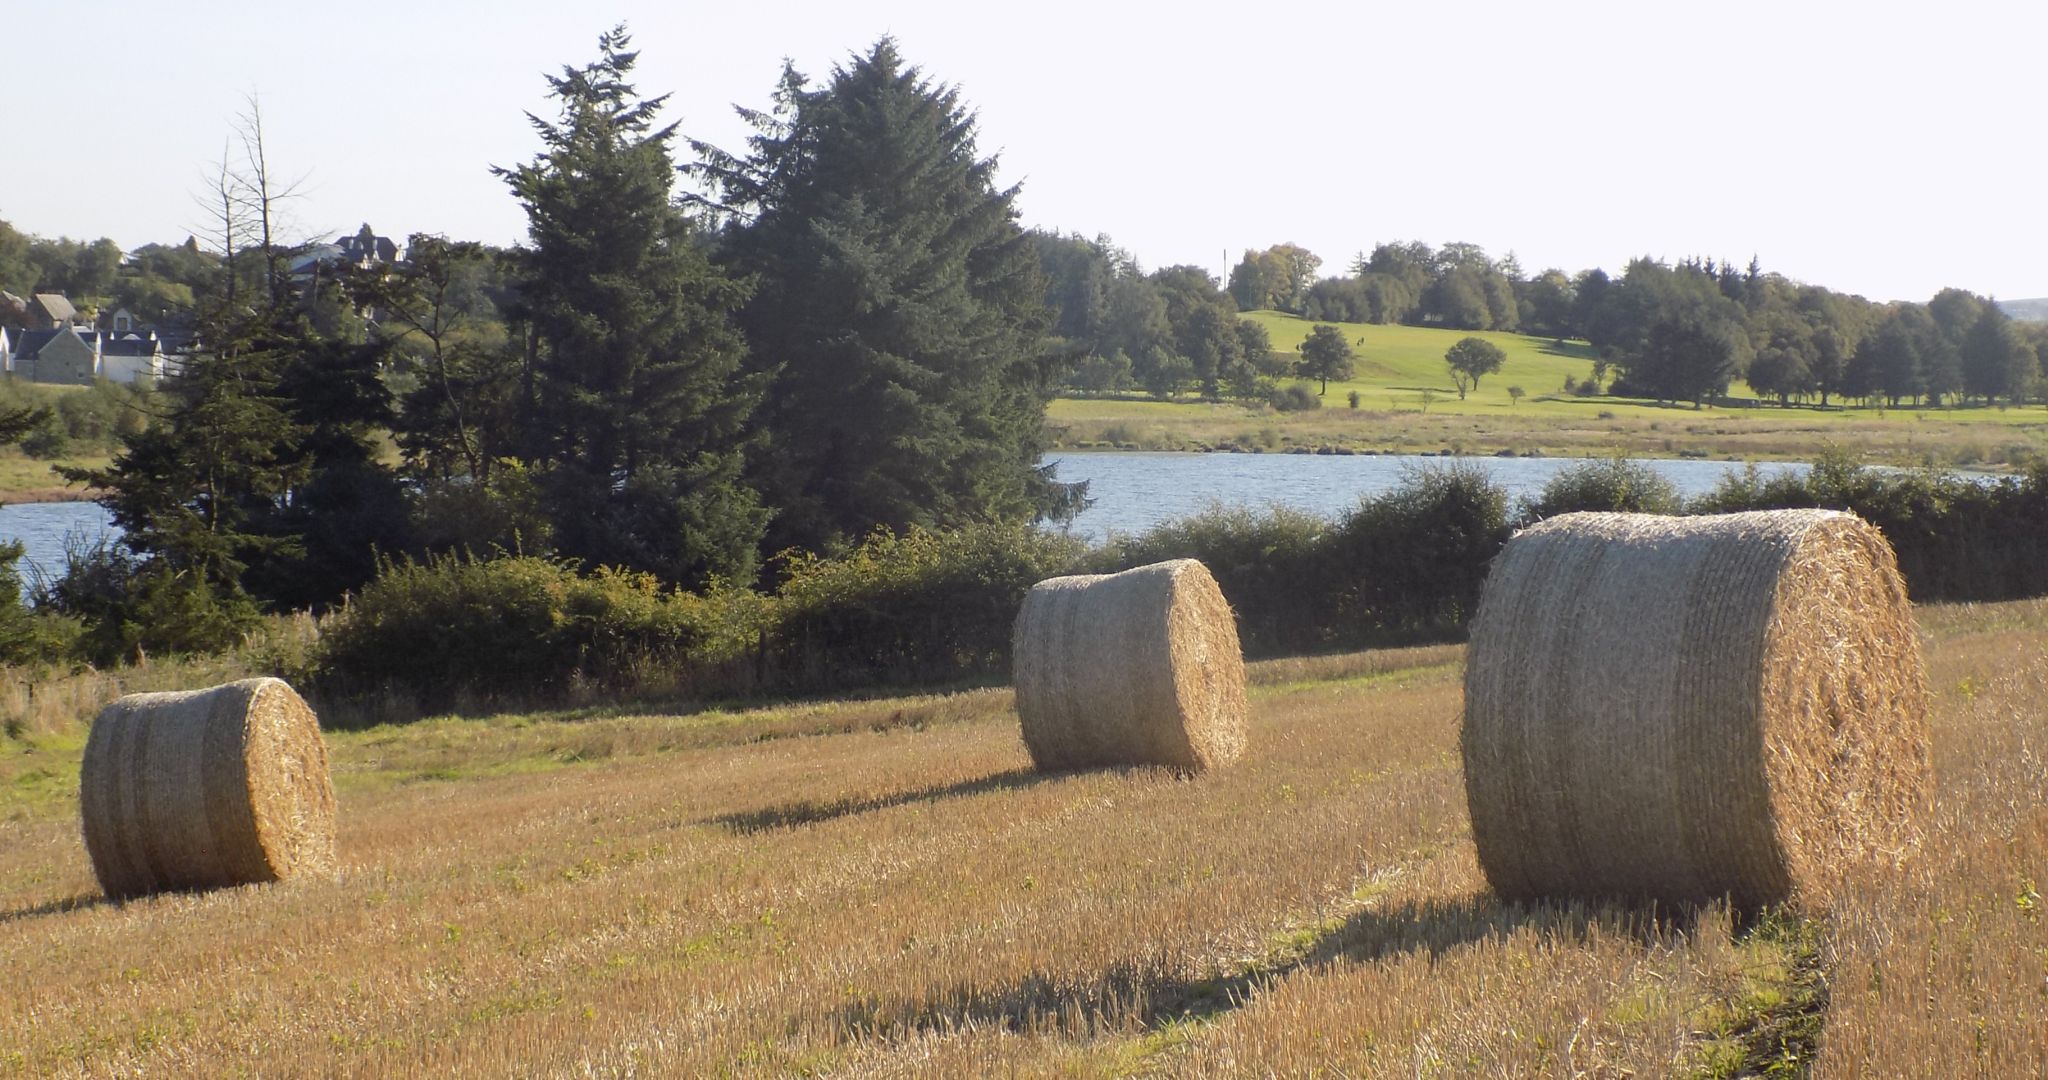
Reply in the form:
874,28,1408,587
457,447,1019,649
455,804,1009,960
1322,463,1510,645
1518,456,1681,523
768,524,1086,691
1269,384,1322,412
1689,448,2048,602
20,424,68,460
1101,504,1332,656
315,553,770,709
1347,390,1361,409
39,536,259,665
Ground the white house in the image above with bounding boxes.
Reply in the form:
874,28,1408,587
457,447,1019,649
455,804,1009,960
100,331,165,384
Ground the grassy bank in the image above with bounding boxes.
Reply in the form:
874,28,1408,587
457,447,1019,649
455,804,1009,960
1,604,2042,1075
1047,313,2048,468
0,449,106,503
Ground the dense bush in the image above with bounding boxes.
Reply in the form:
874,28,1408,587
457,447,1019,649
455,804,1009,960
154,451,2048,719
768,524,1086,691
1102,504,1332,656
315,554,771,708
1104,465,1511,655
37,536,257,664
1692,450,2048,602
1268,383,1322,412
1519,455,1681,522
317,525,1086,710
1322,463,1511,646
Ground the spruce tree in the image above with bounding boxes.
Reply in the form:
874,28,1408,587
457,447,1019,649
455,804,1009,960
690,39,1057,555
499,26,768,585
68,307,312,657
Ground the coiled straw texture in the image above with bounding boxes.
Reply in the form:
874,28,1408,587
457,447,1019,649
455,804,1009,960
1462,509,1929,911
1013,559,1247,772
81,677,337,900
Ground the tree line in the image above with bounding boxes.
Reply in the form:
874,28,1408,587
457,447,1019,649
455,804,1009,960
12,28,1073,663
1232,240,2048,409
9,25,2048,667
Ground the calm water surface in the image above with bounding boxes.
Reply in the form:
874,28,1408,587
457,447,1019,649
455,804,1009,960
0,501,115,589
1041,451,1809,544
0,453,1817,580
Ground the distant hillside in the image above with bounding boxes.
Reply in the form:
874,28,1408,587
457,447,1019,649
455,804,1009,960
1997,297,2048,322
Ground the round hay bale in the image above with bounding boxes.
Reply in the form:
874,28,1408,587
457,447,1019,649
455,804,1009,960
1012,558,1247,773
1462,509,1930,911
80,677,337,900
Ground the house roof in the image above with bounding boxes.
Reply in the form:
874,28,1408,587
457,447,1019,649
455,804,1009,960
31,294,76,322
102,334,161,357
14,329,71,356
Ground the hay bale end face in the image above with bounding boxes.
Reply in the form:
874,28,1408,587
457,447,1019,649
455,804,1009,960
81,677,337,900
1013,559,1247,772
1462,509,1930,911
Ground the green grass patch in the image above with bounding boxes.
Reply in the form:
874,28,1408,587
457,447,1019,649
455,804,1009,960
1686,912,1830,1078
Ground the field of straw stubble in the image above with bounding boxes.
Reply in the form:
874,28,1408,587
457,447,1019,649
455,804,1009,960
1,605,2045,1077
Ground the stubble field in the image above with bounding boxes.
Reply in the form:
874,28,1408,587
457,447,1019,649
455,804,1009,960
1,606,2044,1077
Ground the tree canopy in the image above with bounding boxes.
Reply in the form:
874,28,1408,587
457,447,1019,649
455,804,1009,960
1296,324,1356,394
498,26,768,585
689,38,1058,555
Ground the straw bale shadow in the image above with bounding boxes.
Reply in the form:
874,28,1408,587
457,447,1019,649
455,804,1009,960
832,891,1666,1042
708,767,1055,834
0,893,111,924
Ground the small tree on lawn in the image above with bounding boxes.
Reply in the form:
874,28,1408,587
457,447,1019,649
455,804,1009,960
1297,324,1355,395
1445,336,1506,399
1507,385,1525,406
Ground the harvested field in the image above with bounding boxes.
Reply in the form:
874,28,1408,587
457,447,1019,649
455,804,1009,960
1,602,2044,1076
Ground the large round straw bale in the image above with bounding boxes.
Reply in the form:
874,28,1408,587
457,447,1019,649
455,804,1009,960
1462,509,1930,911
81,677,337,900
1012,558,1247,772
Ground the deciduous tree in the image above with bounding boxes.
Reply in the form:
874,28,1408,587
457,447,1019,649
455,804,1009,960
1297,324,1355,394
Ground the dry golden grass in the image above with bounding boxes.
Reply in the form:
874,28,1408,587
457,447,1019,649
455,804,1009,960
0,608,2042,1076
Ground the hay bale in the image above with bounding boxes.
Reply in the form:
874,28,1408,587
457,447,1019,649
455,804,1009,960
80,677,337,900
1462,509,1930,911
1012,558,1247,772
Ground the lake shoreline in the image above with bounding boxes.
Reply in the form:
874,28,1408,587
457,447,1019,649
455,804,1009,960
1046,395,2048,472
0,486,102,505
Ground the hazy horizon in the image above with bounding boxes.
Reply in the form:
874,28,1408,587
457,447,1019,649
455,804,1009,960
8,0,2042,305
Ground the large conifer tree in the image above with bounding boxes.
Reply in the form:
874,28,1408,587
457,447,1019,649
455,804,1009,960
690,39,1058,555
499,26,768,585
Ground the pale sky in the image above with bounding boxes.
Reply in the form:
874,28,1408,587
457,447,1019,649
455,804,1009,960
8,0,2043,303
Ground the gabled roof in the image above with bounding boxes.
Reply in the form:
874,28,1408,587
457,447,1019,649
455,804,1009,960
102,334,162,357
31,294,76,322
14,329,71,356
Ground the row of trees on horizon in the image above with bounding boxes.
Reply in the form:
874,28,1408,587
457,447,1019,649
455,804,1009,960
0,25,2043,663
1031,235,2048,409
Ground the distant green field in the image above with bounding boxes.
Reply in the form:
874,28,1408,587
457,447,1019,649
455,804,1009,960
1240,310,1597,414
1234,312,2048,427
